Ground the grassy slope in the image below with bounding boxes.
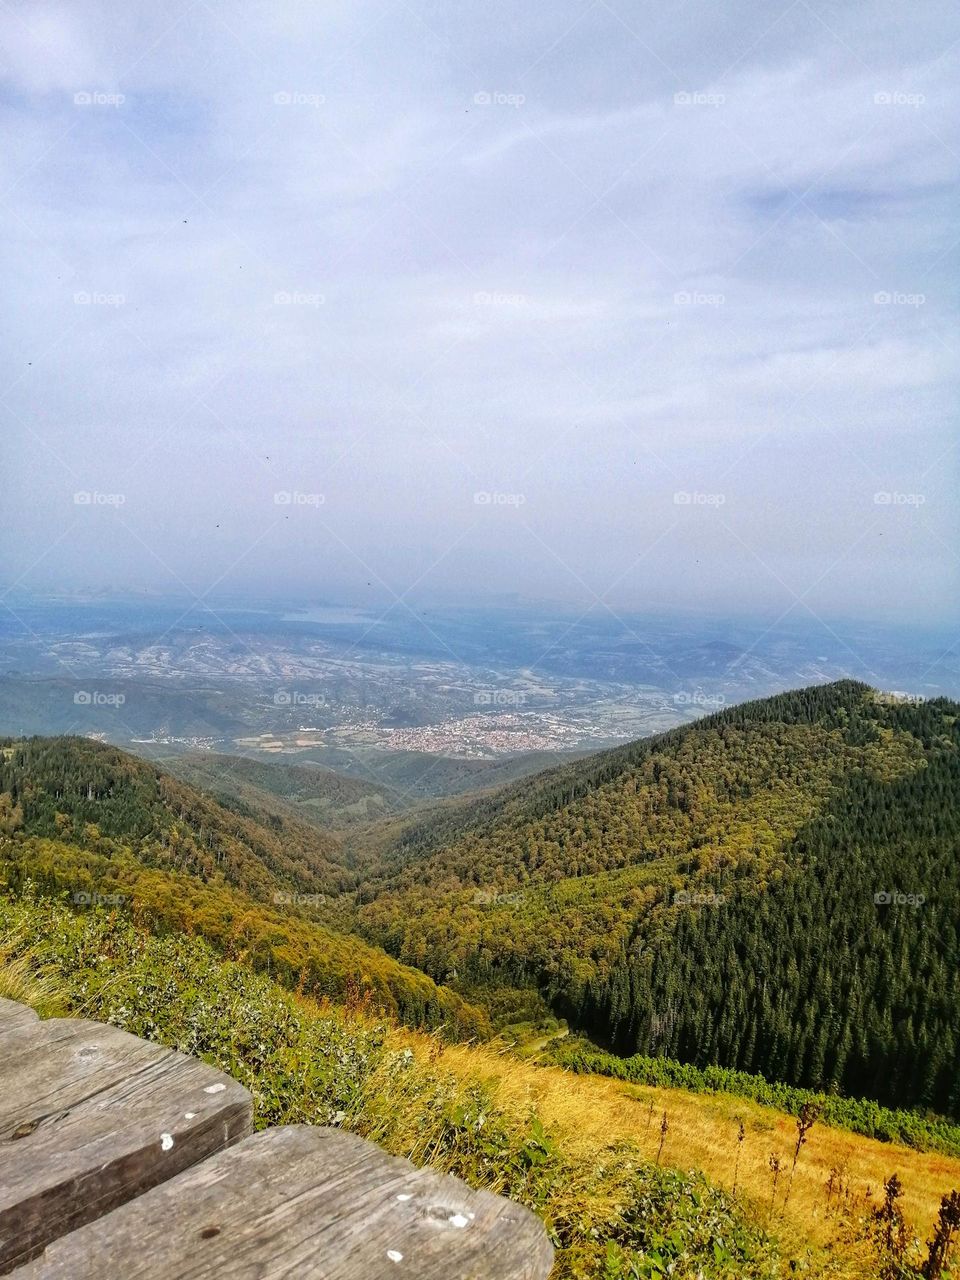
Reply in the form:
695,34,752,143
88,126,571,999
548,1040,960,1158
3,893,957,1280
428,1041,960,1265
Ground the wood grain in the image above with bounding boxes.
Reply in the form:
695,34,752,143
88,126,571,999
16,1125,555,1279
0,998,39,1032
0,1014,252,1273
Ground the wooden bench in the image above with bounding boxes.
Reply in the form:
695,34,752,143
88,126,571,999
0,998,554,1278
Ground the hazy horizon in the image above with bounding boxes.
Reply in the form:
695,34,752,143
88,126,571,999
4,583,960,637
2,0,958,630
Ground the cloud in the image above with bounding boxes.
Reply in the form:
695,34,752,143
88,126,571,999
1,8,101,94
1,0,957,621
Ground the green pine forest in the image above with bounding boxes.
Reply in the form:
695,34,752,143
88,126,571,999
349,681,960,1115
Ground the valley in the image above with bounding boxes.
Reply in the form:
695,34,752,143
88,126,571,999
2,596,957,795
1,679,958,1278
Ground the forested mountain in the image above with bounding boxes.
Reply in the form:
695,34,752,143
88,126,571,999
0,736,486,1035
0,736,354,897
3,682,958,1116
351,682,960,1114
161,752,404,829
152,747,590,837
266,743,587,803
4,702,960,1280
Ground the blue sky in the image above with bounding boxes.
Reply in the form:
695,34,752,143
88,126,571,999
1,0,957,624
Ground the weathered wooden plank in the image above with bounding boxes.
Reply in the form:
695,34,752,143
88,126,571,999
0,999,39,1032
0,1016,253,1274
17,1124,555,1279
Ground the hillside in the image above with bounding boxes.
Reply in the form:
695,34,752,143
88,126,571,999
2,694,960,1276
351,682,960,1115
253,742,588,803
160,751,406,830
0,736,353,898
147,746,592,839
0,736,486,1035
3,684,958,1118
6,892,960,1280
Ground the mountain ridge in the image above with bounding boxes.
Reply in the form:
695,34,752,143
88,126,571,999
2,681,957,1114
348,681,960,1113
0,734,486,1036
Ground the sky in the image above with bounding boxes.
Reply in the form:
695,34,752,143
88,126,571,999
1,0,958,627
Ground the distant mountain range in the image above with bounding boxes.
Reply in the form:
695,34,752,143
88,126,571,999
2,600,957,765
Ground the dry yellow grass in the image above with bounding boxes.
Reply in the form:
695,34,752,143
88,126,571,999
0,930,65,1017
393,1032,960,1262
